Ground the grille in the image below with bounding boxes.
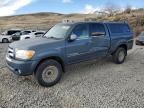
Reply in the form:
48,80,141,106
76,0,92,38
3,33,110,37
7,47,14,59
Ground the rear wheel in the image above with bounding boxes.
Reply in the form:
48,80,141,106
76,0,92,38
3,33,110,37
112,47,127,64
2,38,9,43
35,60,63,87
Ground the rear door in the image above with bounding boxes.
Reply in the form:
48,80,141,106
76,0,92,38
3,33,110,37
66,23,91,64
89,23,110,58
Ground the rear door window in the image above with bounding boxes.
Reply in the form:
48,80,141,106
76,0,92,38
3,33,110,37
90,23,106,36
109,24,130,33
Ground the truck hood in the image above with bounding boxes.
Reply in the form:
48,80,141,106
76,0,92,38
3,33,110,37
9,37,64,50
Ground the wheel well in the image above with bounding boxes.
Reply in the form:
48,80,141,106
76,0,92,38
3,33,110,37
2,38,8,42
34,56,65,74
112,44,128,55
119,44,127,51
2,38,8,40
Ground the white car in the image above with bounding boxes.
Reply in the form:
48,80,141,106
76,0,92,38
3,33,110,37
1,29,21,36
12,30,36,41
0,29,22,43
0,34,12,43
20,31,46,40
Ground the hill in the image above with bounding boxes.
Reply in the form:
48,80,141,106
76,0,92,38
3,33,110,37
0,12,97,31
0,9,144,36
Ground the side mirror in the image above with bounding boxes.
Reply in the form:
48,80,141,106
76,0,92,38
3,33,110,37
91,32,105,37
69,34,77,41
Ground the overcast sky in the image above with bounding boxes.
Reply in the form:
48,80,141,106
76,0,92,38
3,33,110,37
0,0,144,16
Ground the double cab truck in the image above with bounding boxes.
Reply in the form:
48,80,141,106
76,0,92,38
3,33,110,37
6,21,134,87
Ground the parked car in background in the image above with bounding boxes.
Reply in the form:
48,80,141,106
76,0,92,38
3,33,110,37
2,29,21,36
12,31,26,41
23,30,36,34
20,31,46,40
0,33,12,43
0,29,22,43
0,29,37,42
12,30,36,41
136,32,144,45
6,22,133,87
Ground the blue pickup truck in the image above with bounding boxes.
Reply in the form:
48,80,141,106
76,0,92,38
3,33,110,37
6,21,134,87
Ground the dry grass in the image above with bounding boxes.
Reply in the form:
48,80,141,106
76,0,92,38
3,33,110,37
0,9,144,36
0,12,97,31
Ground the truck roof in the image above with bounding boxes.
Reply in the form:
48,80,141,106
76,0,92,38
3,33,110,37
61,21,128,25
61,21,132,34
62,19,126,24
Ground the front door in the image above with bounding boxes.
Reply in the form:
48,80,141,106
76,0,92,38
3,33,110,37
66,24,91,64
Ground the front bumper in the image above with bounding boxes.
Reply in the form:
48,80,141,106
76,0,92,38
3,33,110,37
6,56,38,76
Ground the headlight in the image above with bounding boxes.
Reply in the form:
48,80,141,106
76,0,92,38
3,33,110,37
15,49,35,60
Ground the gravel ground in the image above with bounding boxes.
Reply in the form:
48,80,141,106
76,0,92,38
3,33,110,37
0,43,144,108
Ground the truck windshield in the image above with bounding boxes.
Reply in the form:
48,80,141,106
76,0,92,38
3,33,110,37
44,24,71,39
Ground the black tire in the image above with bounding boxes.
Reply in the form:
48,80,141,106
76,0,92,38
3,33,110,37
2,38,9,43
112,47,127,64
35,60,63,87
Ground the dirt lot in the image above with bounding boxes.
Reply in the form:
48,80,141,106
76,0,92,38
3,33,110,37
0,43,144,108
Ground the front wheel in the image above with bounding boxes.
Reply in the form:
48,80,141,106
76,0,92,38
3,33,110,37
35,60,63,87
2,38,9,43
112,47,127,64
